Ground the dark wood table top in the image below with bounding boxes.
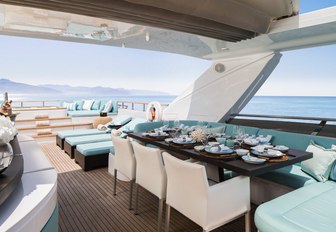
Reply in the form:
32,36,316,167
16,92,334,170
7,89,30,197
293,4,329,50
128,132,313,177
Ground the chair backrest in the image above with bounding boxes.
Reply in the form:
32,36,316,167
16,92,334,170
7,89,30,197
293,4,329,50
111,135,136,180
132,142,167,199
162,152,208,225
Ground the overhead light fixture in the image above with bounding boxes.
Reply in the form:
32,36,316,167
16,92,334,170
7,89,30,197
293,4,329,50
145,32,150,42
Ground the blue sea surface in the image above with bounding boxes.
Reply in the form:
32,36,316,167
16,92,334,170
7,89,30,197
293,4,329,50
3,94,336,121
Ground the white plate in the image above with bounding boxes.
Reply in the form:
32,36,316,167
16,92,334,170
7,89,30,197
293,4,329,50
172,138,196,144
165,138,173,143
194,145,204,151
262,149,284,158
205,147,234,154
242,155,266,164
273,145,289,152
148,132,169,137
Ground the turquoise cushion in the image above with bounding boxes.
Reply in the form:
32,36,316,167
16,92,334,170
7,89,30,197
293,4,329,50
91,100,101,110
99,103,105,111
67,110,101,117
257,165,317,189
257,129,336,151
225,124,259,136
302,141,336,182
330,161,336,181
179,120,201,126
65,134,111,146
255,182,336,232
76,141,113,156
207,122,226,128
134,121,163,132
111,101,118,113
57,129,106,139
119,118,147,132
75,100,84,110
107,115,132,127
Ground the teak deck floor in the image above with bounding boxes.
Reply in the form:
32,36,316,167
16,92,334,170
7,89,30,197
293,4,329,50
40,143,257,232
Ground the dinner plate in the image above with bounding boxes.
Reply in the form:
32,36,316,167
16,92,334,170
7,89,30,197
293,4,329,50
148,132,169,137
242,155,266,164
273,145,289,152
204,147,234,154
172,138,196,144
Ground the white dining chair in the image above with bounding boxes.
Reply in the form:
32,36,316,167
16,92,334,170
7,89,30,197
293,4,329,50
111,135,136,210
132,141,167,232
162,152,251,232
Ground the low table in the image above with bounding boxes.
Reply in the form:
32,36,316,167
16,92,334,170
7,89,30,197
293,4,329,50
128,132,313,181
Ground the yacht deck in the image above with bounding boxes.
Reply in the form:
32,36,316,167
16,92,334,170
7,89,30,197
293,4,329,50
40,142,257,232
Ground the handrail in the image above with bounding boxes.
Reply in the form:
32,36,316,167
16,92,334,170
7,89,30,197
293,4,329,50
10,99,169,112
231,113,336,122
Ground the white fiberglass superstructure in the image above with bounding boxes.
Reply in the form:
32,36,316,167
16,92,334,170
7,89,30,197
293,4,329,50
0,1,335,121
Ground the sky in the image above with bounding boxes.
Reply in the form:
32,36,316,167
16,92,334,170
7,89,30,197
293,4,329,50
0,1,336,96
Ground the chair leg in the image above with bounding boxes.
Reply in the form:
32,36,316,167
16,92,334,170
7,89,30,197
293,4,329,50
165,204,171,232
113,169,117,196
157,198,164,232
134,183,139,215
129,180,134,210
245,211,251,232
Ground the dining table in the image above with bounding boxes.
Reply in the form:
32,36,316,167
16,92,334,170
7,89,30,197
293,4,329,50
127,132,313,182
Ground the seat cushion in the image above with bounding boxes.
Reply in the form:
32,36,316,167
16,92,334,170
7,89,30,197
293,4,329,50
57,129,106,139
119,118,147,132
65,134,111,146
107,115,132,126
257,165,317,189
77,141,114,156
67,110,101,117
255,182,336,232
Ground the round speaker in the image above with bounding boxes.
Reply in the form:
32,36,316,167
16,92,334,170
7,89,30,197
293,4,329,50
215,63,225,73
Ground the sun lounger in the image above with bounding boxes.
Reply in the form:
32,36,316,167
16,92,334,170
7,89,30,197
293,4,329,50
75,141,114,171
56,115,132,149
64,117,147,158
64,134,112,158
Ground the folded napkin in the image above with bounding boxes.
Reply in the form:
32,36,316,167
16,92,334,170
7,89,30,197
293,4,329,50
210,144,230,153
97,124,108,131
176,137,193,143
266,149,282,157
251,144,273,153
257,135,272,144
243,138,259,145
36,120,50,127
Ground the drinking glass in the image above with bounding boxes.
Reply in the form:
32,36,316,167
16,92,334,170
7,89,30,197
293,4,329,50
163,120,169,128
174,120,180,129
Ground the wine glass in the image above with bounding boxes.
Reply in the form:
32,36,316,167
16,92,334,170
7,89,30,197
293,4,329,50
163,120,169,129
174,120,180,129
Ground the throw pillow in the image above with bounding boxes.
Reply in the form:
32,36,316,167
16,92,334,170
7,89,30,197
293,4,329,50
82,99,95,110
301,141,336,182
103,100,113,113
75,100,84,110
91,100,101,110
332,144,336,150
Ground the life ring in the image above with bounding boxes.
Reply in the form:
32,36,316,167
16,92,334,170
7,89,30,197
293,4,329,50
146,101,162,122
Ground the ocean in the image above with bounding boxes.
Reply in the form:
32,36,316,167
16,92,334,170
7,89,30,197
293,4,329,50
2,94,336,120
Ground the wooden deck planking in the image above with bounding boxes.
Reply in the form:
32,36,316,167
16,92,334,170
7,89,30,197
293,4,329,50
40,143,257,232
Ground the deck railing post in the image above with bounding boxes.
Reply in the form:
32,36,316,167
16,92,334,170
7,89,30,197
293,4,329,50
132,103,134,110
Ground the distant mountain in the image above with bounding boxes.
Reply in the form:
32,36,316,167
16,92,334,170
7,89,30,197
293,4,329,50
0,79,60,94
0,79,169,96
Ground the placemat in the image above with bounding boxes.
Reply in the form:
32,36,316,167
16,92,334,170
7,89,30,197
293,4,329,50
199,151,238,160
257,155,289,163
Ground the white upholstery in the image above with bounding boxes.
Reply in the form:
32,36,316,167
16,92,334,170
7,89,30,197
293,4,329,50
132,142,167,231
162,152,250,232
111,135,136,210
112,135,136,180
133,142,167,199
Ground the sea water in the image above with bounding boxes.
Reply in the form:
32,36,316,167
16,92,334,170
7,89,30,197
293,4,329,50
2,94,336,120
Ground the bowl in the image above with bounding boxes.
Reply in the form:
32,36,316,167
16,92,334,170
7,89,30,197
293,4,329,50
215,137,226,144
235,149,249,156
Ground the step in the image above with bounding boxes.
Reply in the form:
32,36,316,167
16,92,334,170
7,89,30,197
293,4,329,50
17,123,92,131
16,117,71,123
13,106,66,112
31,133,57,139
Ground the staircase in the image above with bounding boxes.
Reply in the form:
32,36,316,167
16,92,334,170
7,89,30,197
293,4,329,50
14,107,93,143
